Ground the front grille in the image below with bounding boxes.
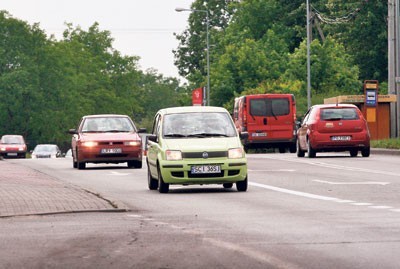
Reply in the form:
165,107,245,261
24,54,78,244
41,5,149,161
188,171,224,178
98,141,124,145
183,151,228,158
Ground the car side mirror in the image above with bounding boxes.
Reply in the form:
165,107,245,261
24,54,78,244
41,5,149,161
240,132,249,140
147,134,157,143
68,129,78,135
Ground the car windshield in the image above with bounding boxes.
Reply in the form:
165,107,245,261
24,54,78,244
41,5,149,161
162,112,236,138
1,136,24,144
34,145,57,152
82,117,135,133
320,108,359,120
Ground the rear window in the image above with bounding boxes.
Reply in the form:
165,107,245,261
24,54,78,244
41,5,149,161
250,98,290,117
320,108,359,120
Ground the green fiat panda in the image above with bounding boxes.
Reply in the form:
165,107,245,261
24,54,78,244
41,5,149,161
146,106,248,193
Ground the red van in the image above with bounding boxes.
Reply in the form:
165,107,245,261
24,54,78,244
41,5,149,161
233,94,297,153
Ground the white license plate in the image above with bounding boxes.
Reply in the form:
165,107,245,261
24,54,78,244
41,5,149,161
7,153,18,156
100,148,122,154
252,132,267,137
191,165,221,174
331,136,351,141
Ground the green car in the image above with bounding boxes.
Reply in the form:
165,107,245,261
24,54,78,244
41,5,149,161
146,106,248,193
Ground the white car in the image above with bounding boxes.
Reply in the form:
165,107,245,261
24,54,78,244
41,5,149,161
31,144,62,159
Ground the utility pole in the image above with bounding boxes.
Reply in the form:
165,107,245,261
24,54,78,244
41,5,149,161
306,0,312,108
396,0,400,137
389,0,397,137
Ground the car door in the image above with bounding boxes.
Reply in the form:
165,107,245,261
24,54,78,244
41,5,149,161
147,113,162,177
297,108,313,150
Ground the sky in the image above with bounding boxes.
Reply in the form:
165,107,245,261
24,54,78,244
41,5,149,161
1,0,194,81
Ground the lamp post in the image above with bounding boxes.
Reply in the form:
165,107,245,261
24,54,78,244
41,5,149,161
306,0,311,109
175,7,210,106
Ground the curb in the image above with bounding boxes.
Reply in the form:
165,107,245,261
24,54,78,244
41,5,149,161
371,148,400,156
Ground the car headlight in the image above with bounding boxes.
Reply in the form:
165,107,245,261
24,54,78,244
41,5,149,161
166,150,182,161
81,141,98,147
124,141,140,146
0,147,5,151
228,148,244,159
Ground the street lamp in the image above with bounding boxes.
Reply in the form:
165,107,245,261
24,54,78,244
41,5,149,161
306,0,311,108
175,7,210,106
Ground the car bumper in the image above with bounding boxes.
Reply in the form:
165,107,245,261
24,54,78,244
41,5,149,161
77,147,142,163
311,133,370,151
158,158,247,184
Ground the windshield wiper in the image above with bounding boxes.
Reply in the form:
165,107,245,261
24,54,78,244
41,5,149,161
164,134,187,138
187,133,229,138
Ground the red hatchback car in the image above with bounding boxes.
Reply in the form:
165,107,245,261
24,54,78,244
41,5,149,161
0,135,27,158
69,114,146,169
297,104,370,158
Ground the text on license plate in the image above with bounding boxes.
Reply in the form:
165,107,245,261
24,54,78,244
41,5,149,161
252,132,267,137
191,165,221,174
331,136,351,141
100,148,122,154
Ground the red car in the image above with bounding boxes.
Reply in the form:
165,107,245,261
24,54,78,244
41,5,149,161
0,135,27,158
297,104,370,158
69,114,146,169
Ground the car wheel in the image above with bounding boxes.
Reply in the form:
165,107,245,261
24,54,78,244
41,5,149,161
128,160,142,169
296,139,305,157
307,139,316,158
148,165,158,190
223,183,233,189
158,166,169,193
73,160,77,168
350,149,358,157
289,143,297,153
76,151,86,169
361,147,370,157
236,176,248,192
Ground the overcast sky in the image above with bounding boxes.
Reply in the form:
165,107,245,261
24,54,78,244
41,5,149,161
1,0,194,81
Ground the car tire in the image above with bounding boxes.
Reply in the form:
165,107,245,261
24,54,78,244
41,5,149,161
73,160,77,168
361,147,370,157
350,149,358,157
289,143,297,153
158,166,169,193
307,139,316,158
223,183,233,189
148,165,158,190
78,161,86,170
236,176,248,192
128,160,142,169
297,139,305,157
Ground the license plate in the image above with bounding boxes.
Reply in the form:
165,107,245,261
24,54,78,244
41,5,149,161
100,148,122,154
252,132,267,137
7,153,18,156
331,136,351,141
191,165,221,174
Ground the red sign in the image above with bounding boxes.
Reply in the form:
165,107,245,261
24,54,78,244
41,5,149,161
192,87,204,106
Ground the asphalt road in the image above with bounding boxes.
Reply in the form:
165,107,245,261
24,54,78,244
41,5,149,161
1,152,400,269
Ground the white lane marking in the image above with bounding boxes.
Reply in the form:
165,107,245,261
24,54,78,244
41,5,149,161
351,203,373,206
110,171,131,176
313,180,390,185
248,169,295,172
249,182,339,201
249,182,400,213
249,155,400,177
369,206,393,209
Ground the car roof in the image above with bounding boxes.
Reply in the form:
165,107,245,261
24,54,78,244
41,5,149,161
158,106,229,115
312,104,359,109
82,114,131,119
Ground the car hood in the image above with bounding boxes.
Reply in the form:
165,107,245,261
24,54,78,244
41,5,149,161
162,137,242,151
80,132,141,141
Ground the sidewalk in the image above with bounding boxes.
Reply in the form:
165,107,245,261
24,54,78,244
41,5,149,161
0,160,128,218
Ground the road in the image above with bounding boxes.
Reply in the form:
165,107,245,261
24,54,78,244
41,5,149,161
1,152,400,269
